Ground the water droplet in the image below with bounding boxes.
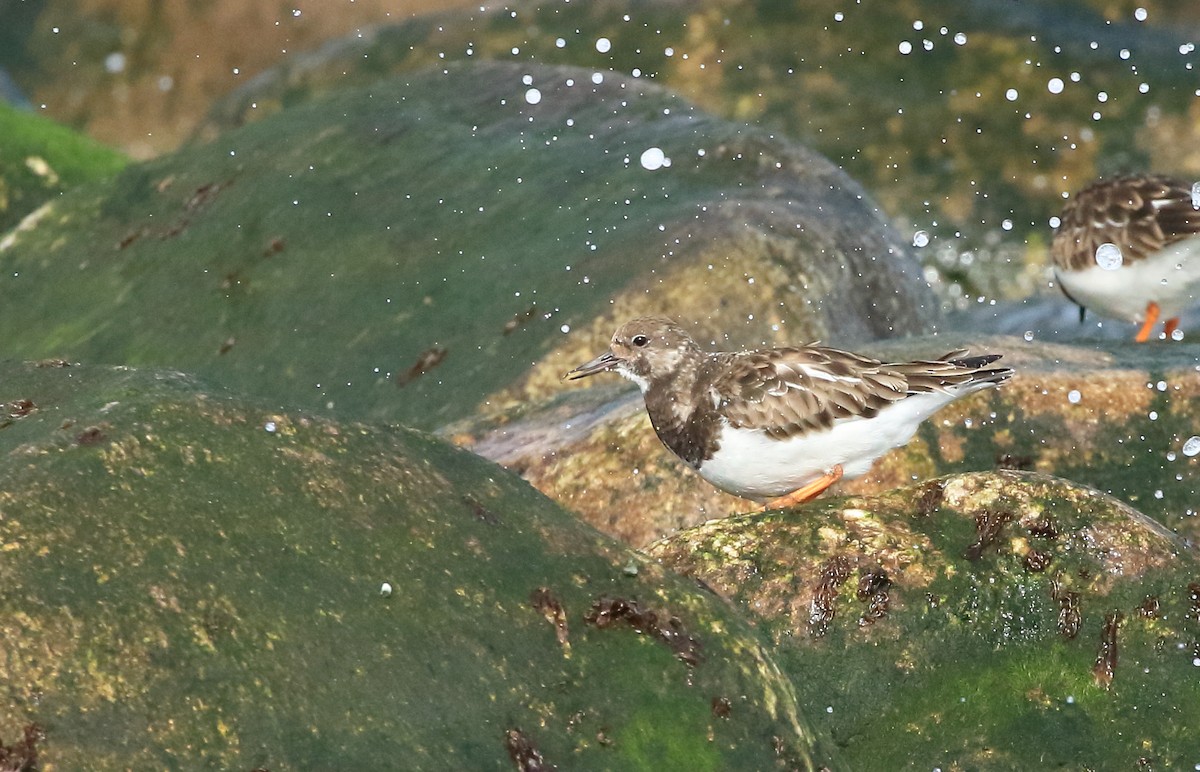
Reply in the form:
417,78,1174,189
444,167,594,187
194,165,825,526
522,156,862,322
640,147,667,171
524,88,542,105
596,37,612,53
1023,331,1035,342
1005,88,1019,101
1172,327,1185,341
1183,436,1200,457
1047,77,1064,94
898,41,913,55
264,421,277,433
380,582,393,596
912,230,930,247
104,52,127,74
1192,181,1200,210
1067,389,1081,404
1094,242,1123,270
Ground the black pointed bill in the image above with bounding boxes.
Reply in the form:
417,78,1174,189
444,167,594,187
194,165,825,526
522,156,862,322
565,351,621,380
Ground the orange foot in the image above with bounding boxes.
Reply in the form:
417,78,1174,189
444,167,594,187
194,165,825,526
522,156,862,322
1135,302,1161,343
1164,316,1181,340
762,465,845,511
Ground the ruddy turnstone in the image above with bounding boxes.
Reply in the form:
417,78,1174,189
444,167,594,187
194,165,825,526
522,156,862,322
566,317,1013,509
1051,174,1200,342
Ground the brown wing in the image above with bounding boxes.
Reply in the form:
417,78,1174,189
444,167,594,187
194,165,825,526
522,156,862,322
1051,175,1200,271
712,347,1011,439
711,347,908,438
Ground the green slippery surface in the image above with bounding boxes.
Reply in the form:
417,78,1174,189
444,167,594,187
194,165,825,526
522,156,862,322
650,472,1200,770
0,101,127,233
0,360,828,770
0,59,929,433
196,0,1200,301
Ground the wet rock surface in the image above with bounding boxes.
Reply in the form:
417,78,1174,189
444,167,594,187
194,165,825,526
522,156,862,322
647,471,1200,769
0,60,931,432
0,360,828,769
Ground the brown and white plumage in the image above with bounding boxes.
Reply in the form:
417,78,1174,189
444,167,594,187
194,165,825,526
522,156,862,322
1051,175,1200,341
566,316,1012,506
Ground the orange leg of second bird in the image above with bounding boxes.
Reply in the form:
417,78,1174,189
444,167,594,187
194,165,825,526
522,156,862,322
1164,317,1181,340
762,465,844,511
1135,302,1161,343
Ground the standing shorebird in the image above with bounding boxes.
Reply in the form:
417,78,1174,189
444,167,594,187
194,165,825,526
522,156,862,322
566,317,1013,509
1051,174,1200,342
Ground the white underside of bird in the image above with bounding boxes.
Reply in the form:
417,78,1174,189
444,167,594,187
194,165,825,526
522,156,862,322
695,390,969,501
1055,235,1200,322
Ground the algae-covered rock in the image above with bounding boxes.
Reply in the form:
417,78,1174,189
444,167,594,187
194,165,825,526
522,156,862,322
647,472,1200,769
0,360,828,769
192,0,1200,266
0,60,932,432
452,336,1200,546
0,102,126,233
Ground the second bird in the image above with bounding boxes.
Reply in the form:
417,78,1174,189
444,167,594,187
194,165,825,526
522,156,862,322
1051,174,1200,342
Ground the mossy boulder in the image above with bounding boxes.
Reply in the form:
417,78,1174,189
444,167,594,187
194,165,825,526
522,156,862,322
0,60,932,433
0,102,126,233
648,471,1200,769
0,360,828,769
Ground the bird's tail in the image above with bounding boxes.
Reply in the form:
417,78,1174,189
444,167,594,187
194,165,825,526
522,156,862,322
897,351,1014,394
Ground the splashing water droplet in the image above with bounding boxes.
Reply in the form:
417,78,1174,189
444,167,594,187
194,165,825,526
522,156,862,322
1095,242,1123,270
912,230,930,247
640,147,667,171
1192,181,1200,210
1183,436,1200,457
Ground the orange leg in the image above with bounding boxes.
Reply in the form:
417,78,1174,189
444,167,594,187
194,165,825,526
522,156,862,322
1135,302,1161,343
1164,317,1181,340
762,465,844,510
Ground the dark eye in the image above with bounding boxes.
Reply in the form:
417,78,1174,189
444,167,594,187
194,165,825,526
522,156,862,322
632,334,649,347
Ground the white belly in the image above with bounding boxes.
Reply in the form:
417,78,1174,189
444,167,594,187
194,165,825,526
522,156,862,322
696,391,958,500
1056,236,1200,322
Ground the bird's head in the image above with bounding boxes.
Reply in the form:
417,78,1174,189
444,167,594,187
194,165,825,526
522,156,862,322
565,316,698,391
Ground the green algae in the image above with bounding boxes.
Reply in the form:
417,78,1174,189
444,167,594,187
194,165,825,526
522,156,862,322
0,102,127,233
0,360,827,769
649,472,1200,769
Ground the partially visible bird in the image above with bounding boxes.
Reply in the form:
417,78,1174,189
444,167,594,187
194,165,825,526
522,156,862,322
566,316,1013,509
1051,174,1200,342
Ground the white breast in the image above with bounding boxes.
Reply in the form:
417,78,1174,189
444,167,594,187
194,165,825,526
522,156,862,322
696,391,960,500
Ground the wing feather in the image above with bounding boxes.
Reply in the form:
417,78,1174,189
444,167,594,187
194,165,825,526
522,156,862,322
711,346,1010,438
